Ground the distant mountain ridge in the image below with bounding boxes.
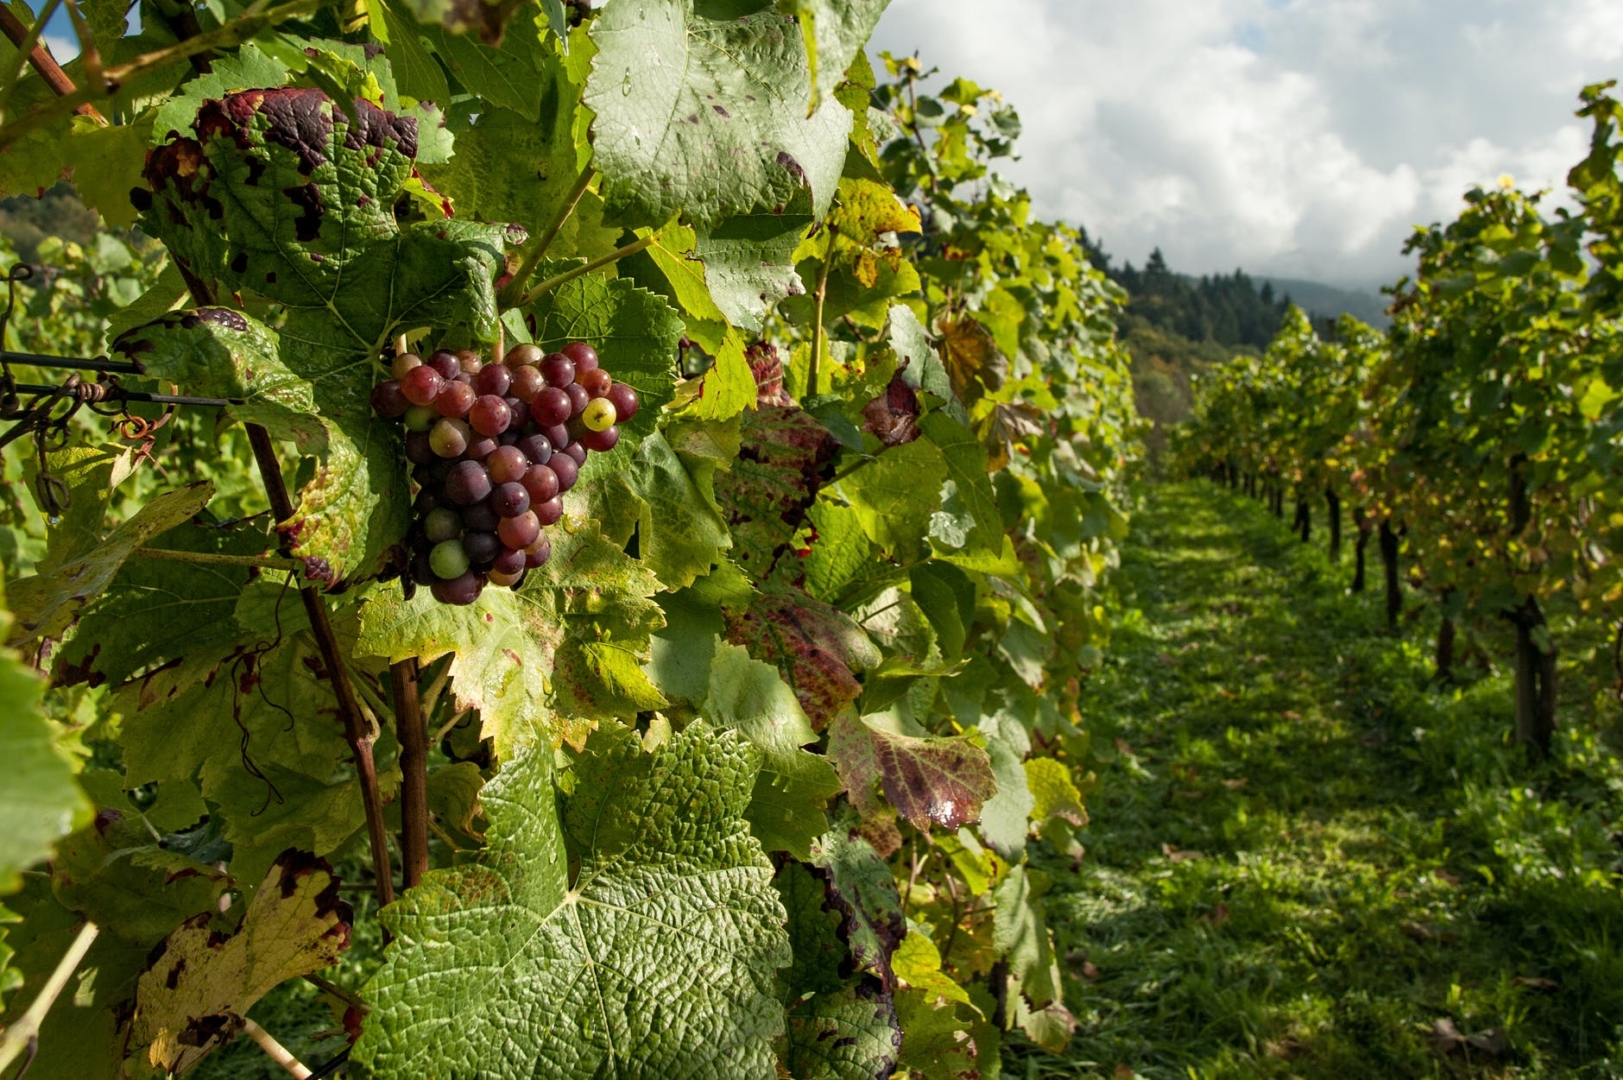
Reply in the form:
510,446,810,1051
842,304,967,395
1258,277,1391,329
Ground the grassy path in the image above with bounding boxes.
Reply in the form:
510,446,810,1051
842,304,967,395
1013,482,1623,1080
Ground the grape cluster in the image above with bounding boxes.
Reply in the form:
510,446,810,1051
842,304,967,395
371,340,638,605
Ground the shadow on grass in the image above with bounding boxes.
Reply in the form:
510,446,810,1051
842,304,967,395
1008,481,1623,1080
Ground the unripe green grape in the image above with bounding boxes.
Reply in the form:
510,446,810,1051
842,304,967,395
424,507,462,544
581,397,617,432
429,539,471,580
430,418,472,458
403,404,439,432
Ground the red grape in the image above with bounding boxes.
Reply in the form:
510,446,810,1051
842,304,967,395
445,460,492,505
463,503,500,531
521,464,560,504
578,368,612,398
489,567,523,588
535,496,564,526
563,443,587,466
550,453,579,492
540,353,576,387
456,349,483,376
401,365,444,406
465,435,498,461
564,383,591,416
487,445,528,484
436,380,476,418
498,510,541,549
469,395,512,437
543,423,571,450
372,380,410,418
430,572,484,606
607,382,640,421
428,349,460,380
533,387,572,426
509,365,544,401
506,396,531,429
525,533,552,568
580,425,619,453
474,365,511,397
562,341,598,372
405,431,435,465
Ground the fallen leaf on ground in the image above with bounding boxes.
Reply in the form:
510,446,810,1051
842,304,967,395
1162,843,1204,863
1221,778,1249,789
1513,976,1560,991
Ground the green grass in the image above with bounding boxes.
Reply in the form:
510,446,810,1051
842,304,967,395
1009,481,1623,1080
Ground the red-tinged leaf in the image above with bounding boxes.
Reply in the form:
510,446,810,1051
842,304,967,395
722,581,879,730
714,407,841,579
809,821,906,991
828,713,998,833
748,340,794,406
862,372,921,447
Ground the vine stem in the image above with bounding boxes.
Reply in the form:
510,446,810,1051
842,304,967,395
0,921,99,1074
500,165,595,309
807,229,836,397
391,657,429,890
245,425,395,913
132,547,307,573
518,233,656,308
241,1019,311,1079
0,2,103,122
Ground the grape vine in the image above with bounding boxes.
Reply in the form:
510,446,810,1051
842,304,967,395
0,3,1137,1078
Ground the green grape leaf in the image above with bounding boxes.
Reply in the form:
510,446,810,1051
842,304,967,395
779,0,889,105
694,198,813,333
417,10,548,102
785,984,902,1080
52,518,277,689
51,809,228,945
1024,757,1087,828
584,0,851,228
920,411,1001,556
126,852,352,1076
714,405,840,580
774,861,845,998
62,117,152,228
835,438,948,558
976,731,1034,859
355,723,790,1078
528,272,685,446
808,818,904,989
828,713,997,833
0,588,90,895
802,497,870,602
356,520,665,757
702,643,841,858
378,0,451,106
591,430,732,590
5,480,213,647
723,580,879,730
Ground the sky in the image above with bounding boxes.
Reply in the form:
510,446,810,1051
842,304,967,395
868,0,1623,288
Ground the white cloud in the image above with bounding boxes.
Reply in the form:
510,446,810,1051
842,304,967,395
869,0,1623,287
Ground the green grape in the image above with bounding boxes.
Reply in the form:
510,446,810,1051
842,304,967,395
429,539,471,580
581,397,617,433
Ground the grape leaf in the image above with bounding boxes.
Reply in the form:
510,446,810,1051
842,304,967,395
126,851,352,1076
977,731,1035,860
714,405,840,579
835,438,947,558
51,809,228,945
5,480,213,647
801,498,871,602
722,580,879,730
354,723,790,1079
1024,757,1087,828
694,199,813,333
921,411,1002,556
808,818,905,989
584,0,851,228
0,586,90,895
356,520,665,757
590,430,732,590
827,713,998,833
701,643,840,858
150,43,292,139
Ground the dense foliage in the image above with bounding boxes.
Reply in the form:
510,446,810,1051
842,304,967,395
1178,81,1623,758
0,2,1139,1077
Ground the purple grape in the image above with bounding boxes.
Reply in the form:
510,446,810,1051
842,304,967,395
466,436,498,461
428,349,461,380
535,496,563,526
540,353,576,388
550,453,579,492
525,534,552,568
487,445,529,484
498,511,541,550
533,387,572,426
521,464,559,504
445,460,492,505
564,383,590,416
490,482,531,519
563,443,587,466
372,380,410,418
580,425,619,453
562,341,598,372
606,382,640,422
431,572,484,606
518,433,552,465
405,430,435,465
492,546,526,576
474,365,512,397
543,423,570,450
509,365,544,401
506,396,531,429
462,531,501,563
462,503,500,532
